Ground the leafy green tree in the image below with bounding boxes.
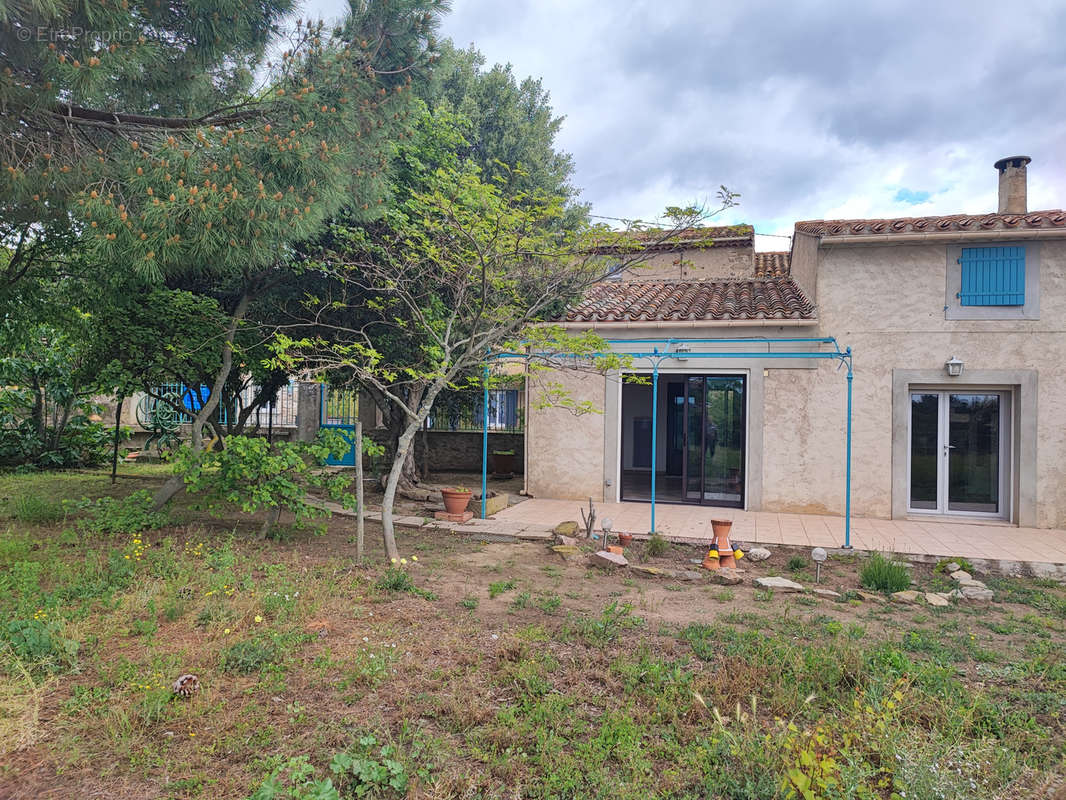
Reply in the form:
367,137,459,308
0,319,118,468
419,41,580,209
171,430,357,538
274,161,728,560
1,0,448,504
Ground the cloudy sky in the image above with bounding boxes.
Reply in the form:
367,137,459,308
307,0,1066,248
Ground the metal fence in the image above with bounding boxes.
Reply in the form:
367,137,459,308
146,381,298,429
425,387,524,434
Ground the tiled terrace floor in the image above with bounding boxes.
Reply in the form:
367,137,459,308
494,499,1066,564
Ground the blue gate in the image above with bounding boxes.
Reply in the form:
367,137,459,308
319,385,359,466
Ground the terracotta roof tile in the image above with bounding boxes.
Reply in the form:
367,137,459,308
591,224,754,253
564,278,815,323
795,209,1066,237
754,251,790,277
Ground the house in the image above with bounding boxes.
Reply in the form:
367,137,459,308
524,156,1066,530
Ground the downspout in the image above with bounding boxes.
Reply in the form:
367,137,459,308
481,363,489,519
650,357,659,534
844,348,853,549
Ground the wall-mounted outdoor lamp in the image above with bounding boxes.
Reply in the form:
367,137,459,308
945,356,964,377
673,344,690,362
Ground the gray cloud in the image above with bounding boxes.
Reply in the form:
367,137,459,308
305,0,1066,239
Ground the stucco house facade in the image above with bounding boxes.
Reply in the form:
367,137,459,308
524,156,1066,530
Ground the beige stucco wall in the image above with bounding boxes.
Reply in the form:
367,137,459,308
618,246,754,281
526,368,607,500
527,236,1065,528
762,237,1066,528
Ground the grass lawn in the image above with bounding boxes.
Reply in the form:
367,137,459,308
1,467,1064,799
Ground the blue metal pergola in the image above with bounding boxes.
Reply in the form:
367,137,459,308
480,336,855,549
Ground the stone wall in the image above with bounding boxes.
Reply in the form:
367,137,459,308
617,246,754,281
364,429,524,474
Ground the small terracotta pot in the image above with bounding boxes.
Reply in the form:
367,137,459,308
711,519,733,537
617,532,634,547
441,489,473,515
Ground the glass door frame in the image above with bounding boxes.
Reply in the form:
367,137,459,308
906,386,1012,520
618,370,748,510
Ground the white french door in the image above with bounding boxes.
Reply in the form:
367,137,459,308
908,390,1009,518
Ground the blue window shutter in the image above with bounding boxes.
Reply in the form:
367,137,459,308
959,246,1025,306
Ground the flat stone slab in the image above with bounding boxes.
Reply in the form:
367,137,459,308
629,565,667,578
813,588,842,600
452,525,517,542
950,570,973,583
423,520,458,531
551,545,584,563
925,592,951,607
394,516,428,528
855,590,887,603
754,576,805,592
951,586,994,602
590,550,628,569
710,567,743,586
434,510,473,523
891,590,923,605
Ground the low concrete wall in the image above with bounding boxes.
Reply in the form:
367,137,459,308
365,429,525,474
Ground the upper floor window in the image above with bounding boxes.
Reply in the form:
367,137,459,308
959,246,1025,306
945,241,1039,321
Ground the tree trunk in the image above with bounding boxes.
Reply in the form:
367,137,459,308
111,396,124,484
379,382,446,562
355,418,365,565
259,506,282,539
151,289,251,510
372,384,424,492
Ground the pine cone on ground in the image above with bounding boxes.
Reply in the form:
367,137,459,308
172,674,200,698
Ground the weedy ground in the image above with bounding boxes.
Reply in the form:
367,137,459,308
1,466,1064,799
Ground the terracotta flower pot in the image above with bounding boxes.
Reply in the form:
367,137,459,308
711,519,736,569
441,488,473,515
618,532,634,547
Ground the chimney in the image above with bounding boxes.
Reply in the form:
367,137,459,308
994,155,1031,214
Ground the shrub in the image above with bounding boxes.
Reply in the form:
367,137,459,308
220,638,278,674
573,601,643,644
66,490,169,536
860,552,911,594
7,493,66,524
934,557,974,574
3,618,80,674
488,579,516,599
329,734,410,796
646,533,669,557
171,431,364,536
246,756,340,800
375,567,436,600
786,555,808,572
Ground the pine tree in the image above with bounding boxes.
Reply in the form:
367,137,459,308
1,0,447,285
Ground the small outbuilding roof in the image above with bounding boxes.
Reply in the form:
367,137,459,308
563,278,815,323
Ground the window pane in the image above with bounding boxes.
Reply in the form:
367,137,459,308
910,393,939,509
948,394,1000,514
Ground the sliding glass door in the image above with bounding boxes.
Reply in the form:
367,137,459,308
621,373,746,508
909,390,1007,517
